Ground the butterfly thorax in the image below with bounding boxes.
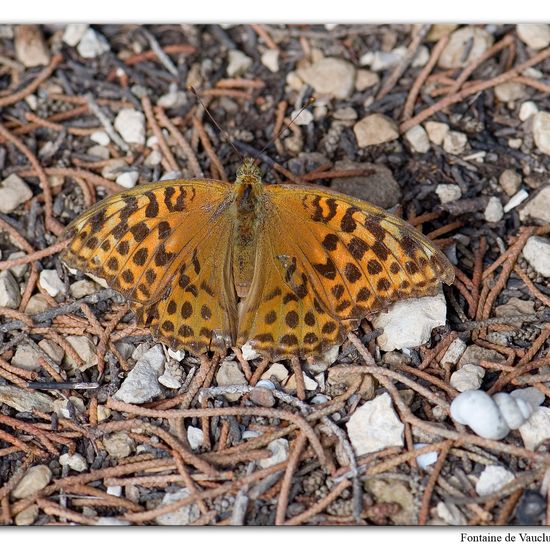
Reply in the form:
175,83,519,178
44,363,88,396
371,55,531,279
232,160,266,298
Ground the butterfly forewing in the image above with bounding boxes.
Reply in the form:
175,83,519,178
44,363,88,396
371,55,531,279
63,179,239,354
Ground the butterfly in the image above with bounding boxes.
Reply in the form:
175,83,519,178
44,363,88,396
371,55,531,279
62,158,454,359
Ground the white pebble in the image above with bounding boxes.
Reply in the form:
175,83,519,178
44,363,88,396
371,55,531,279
484,197,504,223
261,49,279,72
476,465,515,496
414,443,438,469
12,465,52,499
167,348,185,361
0,174,33,213
523,236,550,277
307,345,339,373
520,186,550,223
187,426,204,450
443,131,468,155
226,50,253,77
241,341,260,361
518,407,550,451
0,271,21,308
114,109,146,146
290,108,313,126
438,27,493,69
69,279,99,299
90,130,110,146
495,82,526,103
504,189,529,213
405,125,430,153
64,336,98,371
285,372,318,391
260,362,289,382
499,169,522,196
373,292,447,352
216,360,246,402
116,171,139,188
450,364,485,392
62,24,88,47
77,28,110,58
39,269,64,297
156,489,200,526
440,338,467,366
298,57,356,99
435,183,461,204
355,69,379,91
259,438,289,468
354,114,399,147
346,393,404,455
519,101,539,122
59,452,87,472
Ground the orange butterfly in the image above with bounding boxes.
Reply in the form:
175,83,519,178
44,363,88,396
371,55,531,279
62,159,454,359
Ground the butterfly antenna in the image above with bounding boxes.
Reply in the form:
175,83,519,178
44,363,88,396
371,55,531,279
188,86,245,163
257,96,316,162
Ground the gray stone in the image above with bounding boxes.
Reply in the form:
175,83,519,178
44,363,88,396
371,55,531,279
347,393,404,455
77,28,110,58
0,270,21,308
373,292,447,351
226,50,253,77
114,109,146,146
103,432,135,459
0,385,53,413
517,24,550,50
330,160,401,209
520,186,550,224
64,335,98,371
298,57,356,99
443,131,468,154
458,345,504,368
439,27,494,69
216,360,247,402
12,343,41,371
484,197,504,223
24,294,49,315
0,174,33,213
533,111,550,156
114,344,165,403
405,125,430,153
156,489,200,525
354,114,399,147
70,279,99,299
7,251,28,278
522,236,550,277
518,407,550,451
450,364,485,392
12,465,52,499
436,184,462,204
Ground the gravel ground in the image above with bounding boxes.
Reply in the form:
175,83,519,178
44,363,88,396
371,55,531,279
1,23,550,526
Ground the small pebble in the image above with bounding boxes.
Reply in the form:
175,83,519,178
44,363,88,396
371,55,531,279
241,341,260,361
518,407,550,451
12,465,52,499
64,335,98,371
405,125,430,153
427,24,459,42
62,23,89,46
101,159,127,180
360,47,406,71
520,186,550,223
116,170,140,188
307,345,340,373
425,121,449,145
519,101,539,122
443,131,468,155
216,360,247,402
12,343,42,371
533,111,550,156
476,465,515,496
440,338,467,366
438,27,494,69
0,385,53,413
158,86,188,109
414,443,438,469
495,297,535,326
436,502,467,526
290,108,313,126
77,28,110,58
14,25,50,67
114,345,164,403
0,271,21,308
355,69,379,91
484,197,504,223
435,183,462,204
39,269,65,298
346,393,404,454
114,109,146,146
261,49,279,72
494,82,526,103
298,57,356,99
38,339,64,364
260,362,289,382
226,50,253,77
70,279,99,299
53,396,85,420
523,236,550,277
458,344,504,368
0,174,33,213
259,438,289,468
59,452,88,472
353,114,399,147
285,372,318,391
88,144,110,160
187,426,204,450
373,292,447,351
90,130,110,146
103,432,135,459
499,169,522,196
15,505,39,526
145,150,162,167
156,489,201,526
450,363,485,392
6,251,27,278
516,24,550,50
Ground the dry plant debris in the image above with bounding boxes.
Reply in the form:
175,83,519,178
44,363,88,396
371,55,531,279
0,23,550,526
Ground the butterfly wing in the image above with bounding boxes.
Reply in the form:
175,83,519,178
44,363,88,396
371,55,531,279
62,179,238,355
237,184,454,359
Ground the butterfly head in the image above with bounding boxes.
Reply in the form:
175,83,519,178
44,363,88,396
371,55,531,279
236,158,262,185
